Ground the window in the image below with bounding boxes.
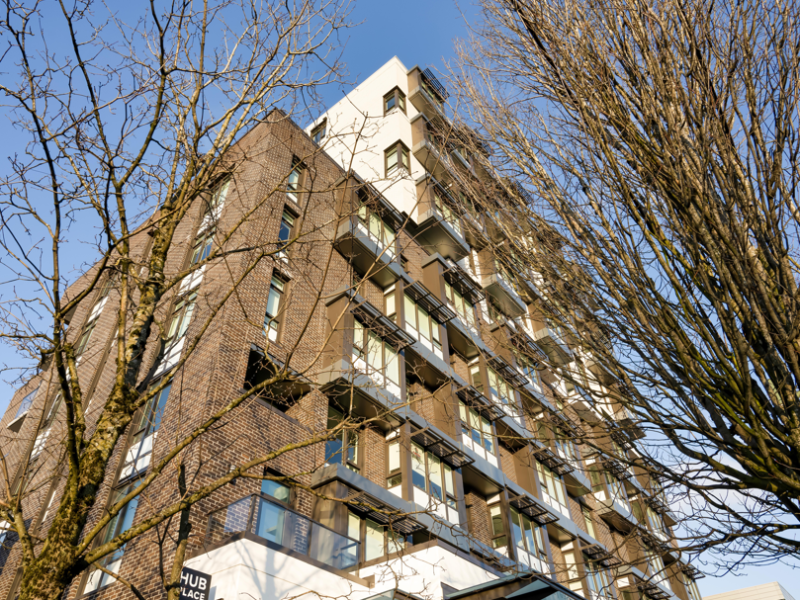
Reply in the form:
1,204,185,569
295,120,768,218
444,281,476,331
154,292,197,376
190,227,215,267
348,512,404,562
643,504,668,540
385,285,397,322
433,189,462,236
357,203,396,258
508,505,548,572
683,574,702,600
585,561,613,600
536,461,569,517
410,442,459,523
205,178,230,218
554,434,580,469
119,381,172,480
83,479,141,593
647,551,671,590
471,364,516,416
325,406,359,473
352,318,401,395
516,351,541,391
489,504,507,549
311,121,326,145
383,88,406,115
420,76,444,110
261,478,291,504
458,401,495,464
404,294,443,359
287,157,305,203
386,432,402,496
14,387,38,419
168,294,197,348
264,276,286,342
277,209,295,259
583,507,597,538
385,142,409,176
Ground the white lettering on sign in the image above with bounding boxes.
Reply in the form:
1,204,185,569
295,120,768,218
179,567,211,600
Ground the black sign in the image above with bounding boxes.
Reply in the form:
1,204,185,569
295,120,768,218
180,566,212,600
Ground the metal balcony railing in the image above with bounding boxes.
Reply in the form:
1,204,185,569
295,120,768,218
205,494,360,572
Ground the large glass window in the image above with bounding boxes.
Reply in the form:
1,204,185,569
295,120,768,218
554,434,580,470
352,319,401,395
433,189,462,236
410,442,459,523
83,480,141,593
404,294,443,359
472,364,516,417
503,504,548,573
287,158,304,203
386,434,402,496
325,406,359,473
516,351,541,392
166,292,197,348
683,574,702,600
357,203,396,258
385,142,410,176
647,551,671,590
383,88,406,114
444,281,476,331
311,121,326,145
264,276,286,342
261,479,291,504
585,561,613,600
537,461,569,517
278,209,295,254
119,381,172,480
14,387,38,419
458,400,495,465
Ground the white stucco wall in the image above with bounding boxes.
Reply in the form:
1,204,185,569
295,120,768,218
306,57,428,222
185,539,498,600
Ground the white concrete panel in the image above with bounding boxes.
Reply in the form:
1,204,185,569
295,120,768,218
185,539,372,600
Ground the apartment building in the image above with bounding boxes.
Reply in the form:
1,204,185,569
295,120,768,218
0,58,701,600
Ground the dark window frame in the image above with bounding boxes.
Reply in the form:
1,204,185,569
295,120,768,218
384,141,410,177
383,87,406,115
286,156,307,204
311,120,326,145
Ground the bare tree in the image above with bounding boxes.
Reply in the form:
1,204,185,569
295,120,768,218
0,1,388,598
450,0,800,569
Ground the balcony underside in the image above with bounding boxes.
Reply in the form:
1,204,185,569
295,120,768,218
412,140,451,182
415,211,470,261
596,498,638,534
482,274,526,318
531,329,572,365
334,222,402,287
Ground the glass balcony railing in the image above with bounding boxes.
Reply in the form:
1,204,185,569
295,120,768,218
205,494,360,572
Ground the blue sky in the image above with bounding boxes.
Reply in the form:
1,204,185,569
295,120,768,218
0,0,795,595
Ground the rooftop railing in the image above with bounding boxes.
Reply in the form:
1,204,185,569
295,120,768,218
205,493,360,572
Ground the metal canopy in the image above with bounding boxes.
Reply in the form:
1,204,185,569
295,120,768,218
582,544,621,568
545,412,584,440
508,493,559,526
352,301,415,349
534,447,574,476
601,457,632,481
344,491,425,535
486,354,528,388
443,260,485,305
405,280,457,324
456,385,505,421
411,427,475,469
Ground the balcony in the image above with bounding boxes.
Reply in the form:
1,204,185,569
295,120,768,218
531,323,572,365
334,215,403,287
205,493,360,572
482,272,526,318
407,66,448,121
595,494,638,534
411,115,455,182
414,178,470,261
